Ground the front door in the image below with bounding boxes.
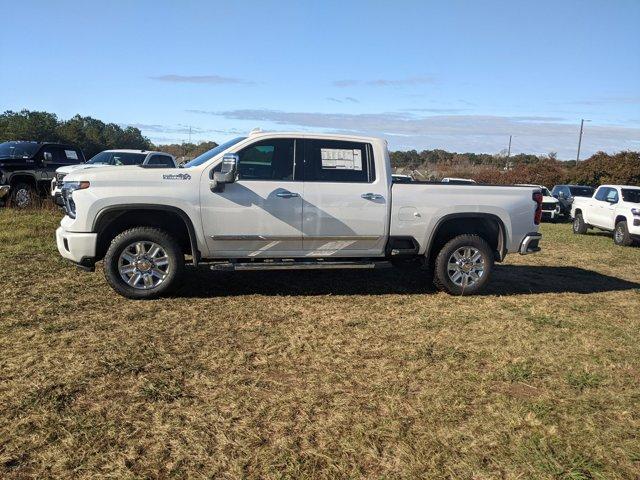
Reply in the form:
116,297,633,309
301,138,388,256
200,137,304,257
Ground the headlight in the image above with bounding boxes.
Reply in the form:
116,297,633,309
60,181,89,219
61,181,90,194
632,208,640,216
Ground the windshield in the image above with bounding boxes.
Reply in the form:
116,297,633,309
183,137,247,168
86,151,113,164
569,186,595,197
87,151,147,165
0,141,40,158
541,187,551,196
621,188,640,203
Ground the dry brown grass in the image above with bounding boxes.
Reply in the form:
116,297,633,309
1,209,639,479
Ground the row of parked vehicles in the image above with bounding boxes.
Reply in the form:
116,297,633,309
0,141,176,208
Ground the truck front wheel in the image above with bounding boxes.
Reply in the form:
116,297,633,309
613,220,633,246
9,183,39,209
433,235,494,295
103,227,184,299
573,213,588,234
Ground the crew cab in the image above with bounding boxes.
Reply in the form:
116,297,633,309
51,149,176,203
55,131,543,299
0,141,85,208
571,185,640,246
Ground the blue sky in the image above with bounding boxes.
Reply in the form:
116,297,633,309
1,0,639,158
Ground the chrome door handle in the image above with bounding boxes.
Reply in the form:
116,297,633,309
361,192,384,200
276,191,300,198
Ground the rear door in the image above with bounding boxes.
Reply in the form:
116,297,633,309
590,187,611,228
301,138,388,256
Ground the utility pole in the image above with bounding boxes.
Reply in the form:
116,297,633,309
576,119,590,162
188,126,192,144
507,135,512,157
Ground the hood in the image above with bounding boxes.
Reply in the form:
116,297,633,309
63,165,185,183
57,163,110,175
542,195,558,203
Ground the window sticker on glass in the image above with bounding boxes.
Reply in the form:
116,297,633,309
320,148,362,170
65,150,79,160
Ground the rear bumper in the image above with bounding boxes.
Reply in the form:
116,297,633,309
519,232,542,255
0,185,9,199
56,226,97,265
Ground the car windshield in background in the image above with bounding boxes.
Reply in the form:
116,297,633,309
0,141,40,158
183,137,247,168
569,186,595,197
542,188,551,196
87,151,146,165
621,188,640,203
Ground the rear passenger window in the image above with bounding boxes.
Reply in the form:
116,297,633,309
147,154,174,167
304,139,375,183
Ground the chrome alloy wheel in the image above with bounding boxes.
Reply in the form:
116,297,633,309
15,188,31,208
447,246,485,288
118,241,170,290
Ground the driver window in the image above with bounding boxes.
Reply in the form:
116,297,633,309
594,188,608,201
237,139,295,181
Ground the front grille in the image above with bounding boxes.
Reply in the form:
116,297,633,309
541,202,557,211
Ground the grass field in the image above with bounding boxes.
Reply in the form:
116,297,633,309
1,208,639,479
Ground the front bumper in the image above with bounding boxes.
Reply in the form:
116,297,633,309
519,232,542,255
56,226,97,265
0,185,10,199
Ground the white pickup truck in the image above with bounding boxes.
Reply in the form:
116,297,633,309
572,184,640,246
55,131,543,298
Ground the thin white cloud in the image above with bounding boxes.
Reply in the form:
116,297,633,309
326,96,360,104
149,74,253,85
187,108,640,157
333,76,436,87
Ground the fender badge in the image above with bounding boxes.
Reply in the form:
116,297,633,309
162,173,192,180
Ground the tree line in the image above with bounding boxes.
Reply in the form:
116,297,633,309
1,109,638,186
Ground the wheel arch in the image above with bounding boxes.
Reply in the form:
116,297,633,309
614,215,627,226
425,213,507,263
9,173,37,187
92,204,200,265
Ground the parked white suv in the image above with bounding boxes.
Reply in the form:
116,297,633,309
55,131,543,298
51,149,176,204
517,185,560,221
572,185,640,246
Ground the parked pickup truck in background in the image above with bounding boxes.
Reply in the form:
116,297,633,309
51,149,176,204
55,131,543,299
0,141,85,208
551,184,595,218
517,184,560,221
572,184,640,246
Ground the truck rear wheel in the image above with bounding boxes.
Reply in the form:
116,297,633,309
614,220,633,246
573,213,588,234
103,227,184,299
433,234,493,295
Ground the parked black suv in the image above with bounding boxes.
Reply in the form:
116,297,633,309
551,184,596,217
0,141,85,208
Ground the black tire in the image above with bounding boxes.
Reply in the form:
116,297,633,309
103,227,184,299
9,183,39,209
613,220,633,247
573,213,587,235
433,234,494,295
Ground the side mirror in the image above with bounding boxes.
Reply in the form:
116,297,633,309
43,152,53,164
210,153,238,192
